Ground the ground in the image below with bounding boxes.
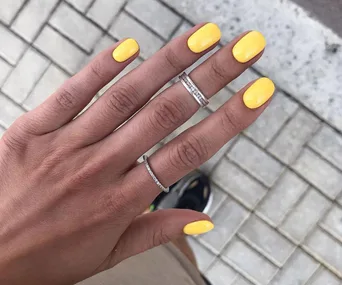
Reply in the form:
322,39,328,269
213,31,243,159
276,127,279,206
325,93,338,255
0,0,341,284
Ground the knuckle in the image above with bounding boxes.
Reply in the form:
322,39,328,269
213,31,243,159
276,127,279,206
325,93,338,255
172,135,210,170
89,59,106,81
106,82,139,118
152,226,171,248
150,97,187,132
210,58,227,81
1,130,25,152
221,106,244,134
163,48,186,72
55,86,79,111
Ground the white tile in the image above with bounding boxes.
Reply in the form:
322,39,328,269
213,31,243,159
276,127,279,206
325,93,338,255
65,0,93,12
34,26,86,74
305,228,342,274
2,48,49,103
200,197,249,254
308,268,341,285
292,148,342,199
256,170,308,227
320,205,342,242
0,23,27,65
87,0,126,29
0,0,25,24
0,126,6,138
280,188,331,243
228,136,284,187
50,3,102,52
206,259,238,285
212,158,267,210
24,64,69,110
0,94,25,128
223,238,278,285
187,237,215,272
0,57,12,86
11,0,59,42
270,249,319,285
239,215,295,266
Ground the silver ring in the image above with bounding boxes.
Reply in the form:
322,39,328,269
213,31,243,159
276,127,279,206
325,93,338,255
143,155,169,193
179,72,209,108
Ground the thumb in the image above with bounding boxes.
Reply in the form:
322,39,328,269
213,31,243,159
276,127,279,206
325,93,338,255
111,209,214,265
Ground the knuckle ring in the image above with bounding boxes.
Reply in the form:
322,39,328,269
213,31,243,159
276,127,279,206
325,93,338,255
179,72,209,108
143,155,169,193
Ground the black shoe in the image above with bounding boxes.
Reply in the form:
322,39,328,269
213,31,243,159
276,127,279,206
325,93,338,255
150,171,212,213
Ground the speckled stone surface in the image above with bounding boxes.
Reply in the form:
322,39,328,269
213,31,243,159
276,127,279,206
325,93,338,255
162,0,342,132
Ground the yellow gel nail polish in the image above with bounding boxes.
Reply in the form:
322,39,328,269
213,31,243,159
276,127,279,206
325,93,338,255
232,31,266,63
183,220,214,235
187,23,221,53
112,38,139,62
243,78,275,109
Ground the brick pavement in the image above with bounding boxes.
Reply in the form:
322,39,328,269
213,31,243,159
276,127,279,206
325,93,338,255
0,0,341,284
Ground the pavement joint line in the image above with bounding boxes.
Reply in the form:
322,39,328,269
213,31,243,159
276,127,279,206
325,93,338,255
84,0,97,14
9,0,30,27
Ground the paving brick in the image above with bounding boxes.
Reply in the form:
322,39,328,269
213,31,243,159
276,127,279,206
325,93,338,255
320,205,342,242
171,21,192,39
2,48,49,103
206,184,227,217
199,197,249,254
87,0,126,29
0,126,5,138
65,0,93,12
280,188,331,243
11,0,59,42
256,170,308,227
222,238,278,285
268,109,320,164
34,26,86,74
187,237,215,272
163,108,211,144
245,92,298,147
126,0,181,38
207,87,234,112
228,136,284,187
206,259,238,285
238,215,295,266
308,268,341,285
212,158,267,210
109,12,164,59
199,137,236,174
0,23,26,65
232,278,253,285
0,94,24,128
0,0,25,24
228,68,259,93
309,125,342,171
50,3,102,53
292,148,342,199
0,58,12,86
305,228,342,274
270,249,319,285
24,64,69,110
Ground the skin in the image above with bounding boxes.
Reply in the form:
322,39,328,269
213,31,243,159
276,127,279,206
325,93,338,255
0,24,268,285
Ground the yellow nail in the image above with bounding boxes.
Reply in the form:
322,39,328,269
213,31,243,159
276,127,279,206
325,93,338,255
243,78,275,109
112,38,139,62
187,23,221,53
232,31,266,63
183,220,214,235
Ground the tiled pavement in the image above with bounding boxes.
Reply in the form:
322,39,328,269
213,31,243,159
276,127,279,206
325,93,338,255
0,0,341,284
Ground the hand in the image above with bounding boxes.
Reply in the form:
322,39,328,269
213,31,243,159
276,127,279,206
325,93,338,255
0,24,273,285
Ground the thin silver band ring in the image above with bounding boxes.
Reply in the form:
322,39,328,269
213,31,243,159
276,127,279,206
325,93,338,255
179,72,209,108
143,155,170,193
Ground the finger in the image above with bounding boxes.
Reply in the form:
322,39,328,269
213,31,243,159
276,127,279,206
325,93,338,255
107,209,212,266
25,39,140,134
124,78,274,205
66,23,221,146
100,31,265,165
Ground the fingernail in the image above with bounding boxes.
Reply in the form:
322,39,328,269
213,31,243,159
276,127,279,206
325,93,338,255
232,31,266,63
187,23,221,53
112,38,139,62
183,220,214,235
243,78,275,109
